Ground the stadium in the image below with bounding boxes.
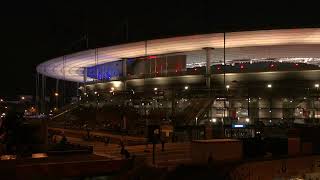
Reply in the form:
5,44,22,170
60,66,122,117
37,28,320,140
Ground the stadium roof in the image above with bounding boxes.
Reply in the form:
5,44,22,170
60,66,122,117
37,28,320,82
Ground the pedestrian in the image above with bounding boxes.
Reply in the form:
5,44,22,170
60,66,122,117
161,136,165,152
104,136,109,145
124,149,130,159
120,145,125,155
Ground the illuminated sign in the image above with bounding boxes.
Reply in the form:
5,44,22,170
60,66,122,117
232,124,246,128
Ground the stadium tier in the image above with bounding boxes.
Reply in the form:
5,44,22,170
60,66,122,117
37,28,320,138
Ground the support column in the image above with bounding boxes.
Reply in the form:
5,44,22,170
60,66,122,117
83,67,87,93
203,47,214,89
122,58,127,90
35,72,40,114
41,74,46,114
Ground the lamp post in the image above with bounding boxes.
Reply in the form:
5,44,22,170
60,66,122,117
267,83,273,124
54,92,59,109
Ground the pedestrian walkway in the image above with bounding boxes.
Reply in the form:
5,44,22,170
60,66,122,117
59,135,192,168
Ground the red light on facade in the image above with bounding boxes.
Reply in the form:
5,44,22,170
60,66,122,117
240,64,244,69
194,68,197,71
217,66,221,70
295,63,299,67
270,64,275,68
148,56,157,59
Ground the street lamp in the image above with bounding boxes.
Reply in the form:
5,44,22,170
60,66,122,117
21,96,25,100
315,84,319,88
267,84,272,88
184,86,189,90
226,85,230,89
154,87,158,91
54,92,59,108
245,117,250,123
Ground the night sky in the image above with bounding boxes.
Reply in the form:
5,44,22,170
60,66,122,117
1,1,320,98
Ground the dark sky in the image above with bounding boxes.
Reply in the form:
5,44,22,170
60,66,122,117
1,1,320,98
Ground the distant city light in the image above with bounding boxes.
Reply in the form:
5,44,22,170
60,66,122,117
267,84,272,88
154,87,158,91
184,86,189,90
0,99,3,102
21,96,25,100
94,91,98,95
54,92,59,97
83,92,87,95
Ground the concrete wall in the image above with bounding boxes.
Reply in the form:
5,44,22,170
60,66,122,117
191,139,242,164
229,155,320,180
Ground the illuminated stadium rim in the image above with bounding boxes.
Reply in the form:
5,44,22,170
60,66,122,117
37,28,320,82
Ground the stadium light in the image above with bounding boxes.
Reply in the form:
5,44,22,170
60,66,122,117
184,86,189,90
315,84,319,88
267,84,272,88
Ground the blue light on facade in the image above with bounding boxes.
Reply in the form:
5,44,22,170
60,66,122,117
87,60,123,80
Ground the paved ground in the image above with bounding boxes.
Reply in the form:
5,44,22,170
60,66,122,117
55,135,191,168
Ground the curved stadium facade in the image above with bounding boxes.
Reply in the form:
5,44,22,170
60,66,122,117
37,28,320,138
